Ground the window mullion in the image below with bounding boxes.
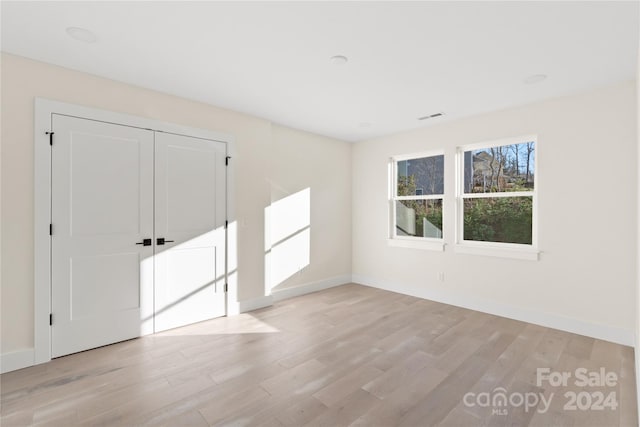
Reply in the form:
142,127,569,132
395,195,444,201
461,191,533,199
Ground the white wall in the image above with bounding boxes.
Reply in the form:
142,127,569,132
352,81,637,345
0,53,352,357
636,39,640,415
267,125,352,293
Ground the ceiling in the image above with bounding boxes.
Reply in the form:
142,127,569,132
2,1,638,142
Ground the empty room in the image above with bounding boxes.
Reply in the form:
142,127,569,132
1,1,639,426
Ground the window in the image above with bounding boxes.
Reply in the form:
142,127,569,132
392,153,444,240
458,136,536,247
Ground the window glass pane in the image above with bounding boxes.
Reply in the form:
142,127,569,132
396,199,443,238
463,197,532,244
397,155,444,196
463,141,535,193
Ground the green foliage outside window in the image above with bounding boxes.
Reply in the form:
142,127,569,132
463,197,532,244
397,175,442,236
398,175,531,244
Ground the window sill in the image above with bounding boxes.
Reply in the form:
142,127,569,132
454,244,539,261
388,238,445,252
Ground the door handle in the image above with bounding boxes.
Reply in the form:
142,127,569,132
157,238,174,245
136,238,152,246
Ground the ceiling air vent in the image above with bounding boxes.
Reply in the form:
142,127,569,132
418,112,444,121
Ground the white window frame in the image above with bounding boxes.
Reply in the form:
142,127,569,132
388,151,445,251
455,135,538,260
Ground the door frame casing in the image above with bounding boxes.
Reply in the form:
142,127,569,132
34,98,236,365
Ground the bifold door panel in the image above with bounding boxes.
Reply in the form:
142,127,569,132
154,133,227,332
51,115,226,358
51,115,155,357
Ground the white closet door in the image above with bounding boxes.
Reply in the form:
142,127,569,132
51,115,154,358
154,132,227,332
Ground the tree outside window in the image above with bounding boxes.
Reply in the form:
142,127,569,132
393,154,444,239
460,138,536,245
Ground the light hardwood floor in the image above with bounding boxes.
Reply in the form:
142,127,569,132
1,283,637,426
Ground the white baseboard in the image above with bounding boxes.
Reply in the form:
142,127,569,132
352,274,634,347
235,275,351,314
238,295,274,313
1,348,35,374
271,275,351,302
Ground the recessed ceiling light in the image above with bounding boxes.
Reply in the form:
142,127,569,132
330,55,348,65
358,122,372,128
66,27,97,43
524,74,547,84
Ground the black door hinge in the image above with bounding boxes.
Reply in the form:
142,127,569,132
225,220,228,229
49,314,53,325
46,131,54,145
224,283,228,292
225,156,231,166
49,224,53,236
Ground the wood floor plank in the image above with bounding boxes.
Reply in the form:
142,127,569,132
437,406,482,427
146,409,209,427
274,395,328,426
79,375,215,425
304,389,380,427
362,350,434,399
196,383,271,425
313,364,383,407
350,365,449,426
1,284,636,426
369,335,427,372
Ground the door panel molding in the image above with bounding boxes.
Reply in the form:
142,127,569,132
50,115,155,357
153,132,227,332
35,98,235,365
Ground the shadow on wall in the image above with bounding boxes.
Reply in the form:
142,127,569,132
264,188,311,295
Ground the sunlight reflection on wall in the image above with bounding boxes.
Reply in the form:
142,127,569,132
264,188,311,294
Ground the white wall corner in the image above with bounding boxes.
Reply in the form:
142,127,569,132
352,275,634,347
237,295,274,314
212,275,354,315
1,349,35,374
271,275,352,302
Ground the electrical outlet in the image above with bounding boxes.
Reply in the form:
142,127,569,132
437,272,445,282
